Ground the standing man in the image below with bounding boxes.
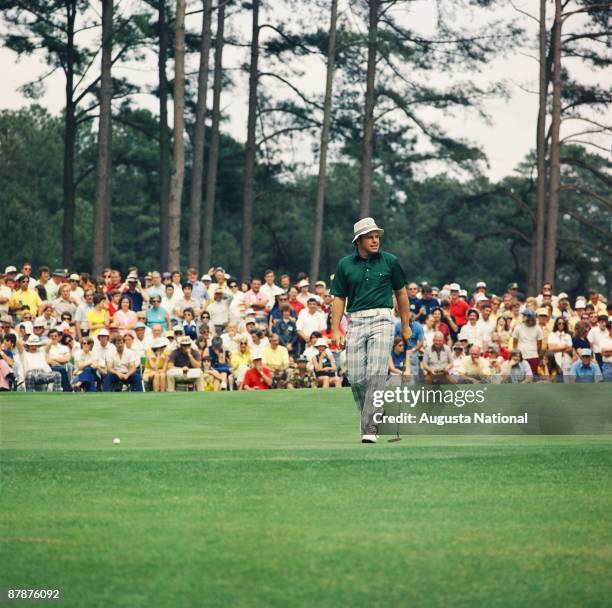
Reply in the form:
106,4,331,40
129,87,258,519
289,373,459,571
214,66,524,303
330,217,411,444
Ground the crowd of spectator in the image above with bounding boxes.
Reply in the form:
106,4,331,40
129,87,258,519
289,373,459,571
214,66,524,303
1,262,610,393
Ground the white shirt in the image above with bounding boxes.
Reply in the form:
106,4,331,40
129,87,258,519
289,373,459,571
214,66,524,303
512,324,543,359
0,285,11,313
207,299,230,326
75,350,96,368
108,348,137,375
547,331,573,373
476,317,496,348
22,349,51,374
221,332,240,353
296,309,326,338
47,343,69,361
458,322,484,349
600,334,612,364
260,283,284,309
92,341,117,370
248,337,269,358
587,326,608,354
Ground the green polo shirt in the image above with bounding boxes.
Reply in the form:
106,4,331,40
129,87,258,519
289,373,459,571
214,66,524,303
330,249,407,313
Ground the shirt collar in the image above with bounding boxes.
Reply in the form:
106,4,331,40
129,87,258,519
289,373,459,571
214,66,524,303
352,249,381,261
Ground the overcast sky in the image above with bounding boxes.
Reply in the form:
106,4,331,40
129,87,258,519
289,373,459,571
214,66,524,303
1,0,609,181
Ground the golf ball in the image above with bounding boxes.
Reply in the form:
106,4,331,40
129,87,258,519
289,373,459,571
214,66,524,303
113,438,121,445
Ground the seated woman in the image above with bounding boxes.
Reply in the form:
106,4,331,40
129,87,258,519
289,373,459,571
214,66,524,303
143,337,169,392
72,337,100,392
312,338,342,388
202,355,223,391
111,296,137,334
209,337,230,389
388,336,408,378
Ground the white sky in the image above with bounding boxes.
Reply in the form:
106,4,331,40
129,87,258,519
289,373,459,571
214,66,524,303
0,0,609,181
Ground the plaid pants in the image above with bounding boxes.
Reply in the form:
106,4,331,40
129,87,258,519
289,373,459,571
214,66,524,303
346,312,395,434
25,369,63,392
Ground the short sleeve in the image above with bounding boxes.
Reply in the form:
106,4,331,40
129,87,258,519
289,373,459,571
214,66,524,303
330,260,348,297
389,256,407,291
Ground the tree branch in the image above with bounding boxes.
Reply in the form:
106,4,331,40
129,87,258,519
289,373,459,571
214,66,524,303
561,184,612,209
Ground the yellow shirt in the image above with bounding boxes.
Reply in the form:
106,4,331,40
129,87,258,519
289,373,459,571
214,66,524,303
9,289,42,316
86,308,108,337
230,349,252,373
146,350,168,371
262,345,289,371
460,357,491,377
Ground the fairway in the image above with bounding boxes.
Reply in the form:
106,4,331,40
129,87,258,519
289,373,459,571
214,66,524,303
1,389,612,608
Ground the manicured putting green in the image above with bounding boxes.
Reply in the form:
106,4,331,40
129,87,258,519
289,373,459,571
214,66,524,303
1,390,611,607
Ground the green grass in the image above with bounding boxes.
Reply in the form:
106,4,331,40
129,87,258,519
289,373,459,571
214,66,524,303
1,389,612,607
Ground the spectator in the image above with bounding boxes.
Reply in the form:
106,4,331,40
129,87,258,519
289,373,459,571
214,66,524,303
501,350,533,384
587,289,606,315
269,293,294,327
220,322,240,354
495,316,512,350
458,309,483,349
248,328,269,359
422,314,437,348
406,282,420,314
262,333,290,388
186,267,208,305
86,294,110,337
72,337,100,392
510,309,543,375
286,355,317,389
547,317,573,376
112,296,137,334
460,345,491,383
146,295,170,331
207,288,230,335
230,338,252,387
201,356,224,391
587,315,609,369
430,308,451,345
166,336,204,391
296,298,326,353
143,338,169,392
9,274,42,321
311,337,342,389
103,335,142,392
45,328,72,391
75,289,95,340
209,336,230,388
181,308,198,340
287,286,304,316
176,283,202,319
415,285,440,322
52,284,78,319
388,336,408,379
240,354,272,390
123,274,144,312
45,269,66,301
296,279,315,307
243,278,269,324
107,290,123,317
476,302,496,349
92,328,116,378
449,283,468,327
449,343,466,380
260,269,284,310
422,332,454,385
567,349,602,383
21,335,62,392
572,321,591,358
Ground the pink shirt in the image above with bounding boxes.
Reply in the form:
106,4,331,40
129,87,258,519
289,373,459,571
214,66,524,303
244,290,269,312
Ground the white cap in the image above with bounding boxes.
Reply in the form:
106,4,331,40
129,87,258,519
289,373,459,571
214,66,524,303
69,273,80,281
25,335,43,346
244,308,256,316
4,265,17,274
315,338,328,348
474,293,487,303
201,274,212,281
575,298,586,308
449,283,460,291
297,279,310,288
557,292,568,300
459,289,467,297
351,217,384,243
179,336,192,345
98,329,110,337
476,281,486,288
152,337,168,349
33,317,46,327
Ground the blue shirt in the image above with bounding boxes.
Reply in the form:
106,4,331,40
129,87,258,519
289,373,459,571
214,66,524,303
190,281,208,305
415,297,440,321
147,285,165,300
272,318,298,347
182,321,198,340
568,361,602,382
395,320,424,350
124,289,144,312
390,350,406,371
146,305,168,330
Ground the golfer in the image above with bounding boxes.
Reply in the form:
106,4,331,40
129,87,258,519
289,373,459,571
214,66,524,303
330,217,411,443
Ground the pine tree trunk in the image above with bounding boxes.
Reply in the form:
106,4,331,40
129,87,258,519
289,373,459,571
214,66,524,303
167,0,186,271
240,0,259,281
309,0,338,284
201,1,225,272
62,0,77,270
188,0,213,270
358,0,379,220
159,0,171,270
534,0,547,290
544,0,562,285
92,0,114,276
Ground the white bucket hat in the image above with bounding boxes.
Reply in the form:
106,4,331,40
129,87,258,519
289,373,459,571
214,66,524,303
315,338,328,348
352,217,384,243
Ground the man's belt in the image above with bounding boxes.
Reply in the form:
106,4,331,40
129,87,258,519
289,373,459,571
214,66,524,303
349,308,393,318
